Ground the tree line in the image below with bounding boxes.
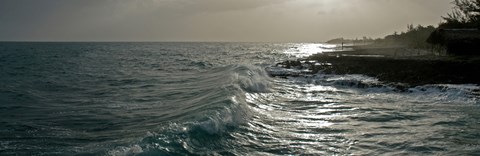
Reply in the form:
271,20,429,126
375,0,480,48
441,0,480,28
327,0,479,49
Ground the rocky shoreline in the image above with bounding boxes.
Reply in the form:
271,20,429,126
268,49,480,87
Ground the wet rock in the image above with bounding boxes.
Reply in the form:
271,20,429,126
269,53,480,86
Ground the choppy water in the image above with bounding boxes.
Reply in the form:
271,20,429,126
0,42,479,155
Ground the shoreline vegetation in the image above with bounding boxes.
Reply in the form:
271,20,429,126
267,0,480,87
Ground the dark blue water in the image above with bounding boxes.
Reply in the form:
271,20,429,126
1,42,479,155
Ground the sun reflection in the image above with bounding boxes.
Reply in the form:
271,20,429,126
240,81,359,154
305,84,339,92
284,43,337,58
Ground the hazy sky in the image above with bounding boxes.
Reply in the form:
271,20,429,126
0,0,453,42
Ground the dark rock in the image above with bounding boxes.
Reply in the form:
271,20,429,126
270,53,480,86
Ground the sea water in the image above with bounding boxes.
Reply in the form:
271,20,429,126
0,42,479,155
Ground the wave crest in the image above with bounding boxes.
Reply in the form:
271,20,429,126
119,64,272,155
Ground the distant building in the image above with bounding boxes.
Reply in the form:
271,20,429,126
427,28,480,55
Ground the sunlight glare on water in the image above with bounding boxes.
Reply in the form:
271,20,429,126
284,43,337,58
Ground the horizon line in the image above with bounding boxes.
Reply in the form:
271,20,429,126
0,40,330,43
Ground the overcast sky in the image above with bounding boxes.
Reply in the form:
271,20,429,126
0,0,453,42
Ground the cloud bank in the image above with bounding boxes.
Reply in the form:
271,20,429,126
0,0,452,42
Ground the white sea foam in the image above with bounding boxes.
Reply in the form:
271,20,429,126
107,145,143,156
232,65,273,93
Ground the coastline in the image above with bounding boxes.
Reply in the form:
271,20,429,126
269,46,480,87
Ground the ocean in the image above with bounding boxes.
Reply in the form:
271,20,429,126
0,42,479,155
